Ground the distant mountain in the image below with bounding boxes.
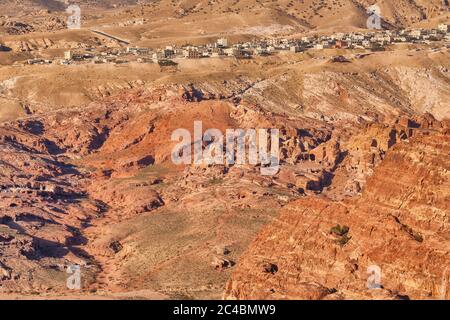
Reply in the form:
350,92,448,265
1,0,448,30
135,0,447,29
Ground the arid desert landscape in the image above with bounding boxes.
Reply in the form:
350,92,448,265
0,0,449,300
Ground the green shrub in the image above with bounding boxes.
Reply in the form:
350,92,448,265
158,59,178,67
330,224,349,236
337,234,352,246
330,224,351,246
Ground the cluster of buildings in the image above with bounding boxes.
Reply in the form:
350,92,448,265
26,58,53,65
60,49,130,65
142,24,449,63
26,24,449,66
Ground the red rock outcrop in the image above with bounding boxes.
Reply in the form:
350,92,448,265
224,131,450,300
1,82,448,298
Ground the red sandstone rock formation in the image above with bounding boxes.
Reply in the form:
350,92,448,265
224,131,450,300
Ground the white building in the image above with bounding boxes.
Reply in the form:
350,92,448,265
152,52,160,63
334,33,345,40
64,50,72,60
410,30,422,38
223,47,234,56
217,38,228,47
362,40,371,48
438,24,449,33
351,34,365,41
393,36,407,42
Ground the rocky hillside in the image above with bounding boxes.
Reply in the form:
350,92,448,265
224,125,450,300
0,85,331,298
0,0,448,34
1,71,449,298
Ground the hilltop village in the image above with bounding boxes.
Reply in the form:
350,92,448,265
25,23,450,66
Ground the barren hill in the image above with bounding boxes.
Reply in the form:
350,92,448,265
225,128,450,300
1,0,448,34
